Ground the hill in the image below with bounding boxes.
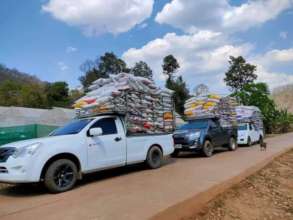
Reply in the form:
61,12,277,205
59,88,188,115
0,64,42,84
272,84,293,112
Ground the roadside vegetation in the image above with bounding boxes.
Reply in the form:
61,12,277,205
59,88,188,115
1,53,293,133
186,149,293,220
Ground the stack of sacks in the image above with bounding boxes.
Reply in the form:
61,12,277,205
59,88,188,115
74,73,174,134
236,106,263,129
184,94,237,127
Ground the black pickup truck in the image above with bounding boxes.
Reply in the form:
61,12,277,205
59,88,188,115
172,117,238,157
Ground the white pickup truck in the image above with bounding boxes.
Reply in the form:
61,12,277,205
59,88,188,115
237,122,264,146
0,114,174,193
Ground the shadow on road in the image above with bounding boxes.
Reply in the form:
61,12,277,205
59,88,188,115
0,156,176,197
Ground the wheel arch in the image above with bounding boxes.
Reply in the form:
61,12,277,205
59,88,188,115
146,144,163,157
40,153,82,180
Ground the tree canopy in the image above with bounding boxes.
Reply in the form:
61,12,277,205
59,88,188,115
224,56,257,92
79,52,129,90
130,61,153,80
162,55,180,79
163,55,189,115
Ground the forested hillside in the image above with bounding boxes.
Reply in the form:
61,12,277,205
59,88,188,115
0,64,41,85
0,64,82,108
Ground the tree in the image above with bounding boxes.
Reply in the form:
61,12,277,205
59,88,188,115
168,76,189,115
233,83,279,133
79,52,129,90
0,80,22,106
224,56,257,92
98,52,128,76
130,61,153,80
163,55,189,115
162,55,180,79
193,84,209,97
46,82,70,107
20,83,48,108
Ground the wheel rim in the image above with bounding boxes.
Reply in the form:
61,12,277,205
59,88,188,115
151,149,161,166
231,139,236,149
53,164,74,188
205,143,213,155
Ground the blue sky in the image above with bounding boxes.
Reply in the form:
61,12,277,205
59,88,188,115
1,0,293,93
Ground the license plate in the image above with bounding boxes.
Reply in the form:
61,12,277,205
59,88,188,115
175,144,182,149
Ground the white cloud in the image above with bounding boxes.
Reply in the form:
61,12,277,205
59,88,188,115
122,31,252,91
280,31,288,39
256,65,293,89
156,0,293,33
42,0,154,35
254,48,293,68
66,46,78,53
58,62,69,71
123,30,293,91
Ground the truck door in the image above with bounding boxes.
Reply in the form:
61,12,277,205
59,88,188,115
209,120,224,146
86,117,126,170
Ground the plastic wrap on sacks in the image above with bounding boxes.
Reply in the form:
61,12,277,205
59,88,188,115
74,73,175,134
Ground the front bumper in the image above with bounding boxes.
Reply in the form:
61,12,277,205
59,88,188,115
0,158,39,183
174,142,201,151
237,137,247,145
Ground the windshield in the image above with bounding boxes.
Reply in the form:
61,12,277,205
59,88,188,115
50,118,93,136
238,124,247,131
179,119,208,130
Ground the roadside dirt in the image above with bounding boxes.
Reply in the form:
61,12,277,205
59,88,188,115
186,149,293,220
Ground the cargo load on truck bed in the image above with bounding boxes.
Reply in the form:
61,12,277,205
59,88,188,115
236,106,263,130
74,73,175,134
184,94,238,127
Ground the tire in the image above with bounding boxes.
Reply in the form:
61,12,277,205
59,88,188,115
44,159,78,193
258,136,263,144
146,146,163,169
228,137,238,151
247,137,252,146
202,140,214,157
171,149,180,157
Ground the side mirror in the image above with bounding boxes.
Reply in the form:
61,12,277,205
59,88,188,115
89,128,103,137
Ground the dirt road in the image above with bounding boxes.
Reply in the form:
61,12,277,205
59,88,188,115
0,133,293,220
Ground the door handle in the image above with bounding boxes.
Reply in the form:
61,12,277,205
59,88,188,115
114,137,122,142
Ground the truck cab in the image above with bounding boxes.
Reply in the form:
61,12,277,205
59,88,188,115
237,122,264,146
172,117,237,157
0,114,174,193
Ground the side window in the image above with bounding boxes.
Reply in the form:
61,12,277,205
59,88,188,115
209,120,217,129
91,118,117,135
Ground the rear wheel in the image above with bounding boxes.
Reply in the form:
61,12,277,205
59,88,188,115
258,136,263,144
44,159,78,193
228,137,238,151
146,146,163,169
202,140,214,157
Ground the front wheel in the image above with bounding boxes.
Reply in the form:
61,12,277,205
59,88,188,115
202,140,214,157
146,146,163,169
44,159,78,193
247,137,252,146
228,137,238,151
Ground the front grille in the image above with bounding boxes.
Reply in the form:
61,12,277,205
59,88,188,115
174,137,186,143
0,166,8,173
0,147,16,163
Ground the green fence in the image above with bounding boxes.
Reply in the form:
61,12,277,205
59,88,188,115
0,124,58,145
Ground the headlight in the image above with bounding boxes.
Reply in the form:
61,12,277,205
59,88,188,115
12,142,42,158
188,131,201,140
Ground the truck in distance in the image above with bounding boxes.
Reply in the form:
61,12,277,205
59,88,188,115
237,122,264,146
0,114,174,193
172,117,238,157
